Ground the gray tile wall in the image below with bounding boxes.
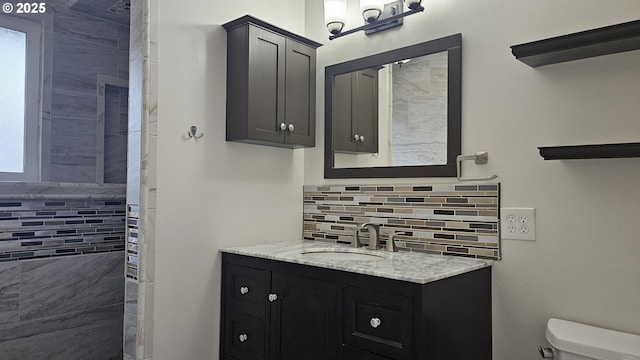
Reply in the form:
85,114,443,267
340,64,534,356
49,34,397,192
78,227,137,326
44,0,130,183
0,252,124,360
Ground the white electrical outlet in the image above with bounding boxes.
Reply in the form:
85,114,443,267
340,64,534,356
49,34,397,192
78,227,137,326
500,208,536,241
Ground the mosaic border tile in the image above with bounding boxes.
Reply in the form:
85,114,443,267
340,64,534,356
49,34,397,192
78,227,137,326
0,199,126,262
126,205,139,280
303,183,501,260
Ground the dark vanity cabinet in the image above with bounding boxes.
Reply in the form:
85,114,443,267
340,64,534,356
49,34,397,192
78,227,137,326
223,16,322,148
221,253,492,360
333,69,379,153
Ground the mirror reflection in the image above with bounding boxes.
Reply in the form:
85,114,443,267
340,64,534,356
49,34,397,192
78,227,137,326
333,50,449,168
324,34,462,179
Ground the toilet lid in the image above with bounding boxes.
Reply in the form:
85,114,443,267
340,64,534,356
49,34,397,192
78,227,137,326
546,318,640,360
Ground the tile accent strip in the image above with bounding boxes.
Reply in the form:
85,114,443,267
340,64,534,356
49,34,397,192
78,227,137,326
0,199,126,262
303,183,501,260
126,205,139,280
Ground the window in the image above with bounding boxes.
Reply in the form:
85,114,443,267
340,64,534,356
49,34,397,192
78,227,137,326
0,16,41,181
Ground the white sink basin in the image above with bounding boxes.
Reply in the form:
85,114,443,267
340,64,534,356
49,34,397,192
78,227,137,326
301,248,387,261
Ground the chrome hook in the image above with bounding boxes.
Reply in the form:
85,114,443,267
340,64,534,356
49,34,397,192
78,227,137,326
187,126,204,139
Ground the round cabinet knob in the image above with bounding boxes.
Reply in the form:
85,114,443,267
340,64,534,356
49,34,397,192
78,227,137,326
239,334,248,342
354,134,360,141
239,286,249,295
359,135,365,142
280,123,287,131
370,317,382,328
268,293,278,302
288,124,294,132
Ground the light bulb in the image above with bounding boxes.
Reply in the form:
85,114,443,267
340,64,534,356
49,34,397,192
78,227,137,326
324,0,347,34
360,0,384,23
404,0,422,10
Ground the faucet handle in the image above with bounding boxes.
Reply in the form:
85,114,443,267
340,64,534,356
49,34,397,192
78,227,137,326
387,231,411,252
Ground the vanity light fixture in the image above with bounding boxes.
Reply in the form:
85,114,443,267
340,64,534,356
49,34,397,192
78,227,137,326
325,0,424,40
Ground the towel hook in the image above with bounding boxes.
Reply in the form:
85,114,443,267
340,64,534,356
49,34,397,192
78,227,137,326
456,151,498,182
187,125,204,139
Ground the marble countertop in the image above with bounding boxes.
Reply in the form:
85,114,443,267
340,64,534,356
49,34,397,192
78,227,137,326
221,240,492,284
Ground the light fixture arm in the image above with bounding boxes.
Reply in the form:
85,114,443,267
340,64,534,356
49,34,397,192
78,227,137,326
329,5,424,40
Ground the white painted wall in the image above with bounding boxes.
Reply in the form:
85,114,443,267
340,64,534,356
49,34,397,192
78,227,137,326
151,0,640,358
304,1,640,359
153,1,306,359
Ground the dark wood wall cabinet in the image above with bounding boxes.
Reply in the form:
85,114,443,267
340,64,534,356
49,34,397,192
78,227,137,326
223,16,322,148
511,19,640,67
333,69,380,154
220,253,492,360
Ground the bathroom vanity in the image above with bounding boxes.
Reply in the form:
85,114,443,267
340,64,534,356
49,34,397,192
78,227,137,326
220,241,492,360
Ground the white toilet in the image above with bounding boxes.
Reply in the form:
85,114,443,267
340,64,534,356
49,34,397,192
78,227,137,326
545,318,640,360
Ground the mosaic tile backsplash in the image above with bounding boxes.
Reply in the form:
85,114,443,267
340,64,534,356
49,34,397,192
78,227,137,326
0,199,125,262
304,183,501,260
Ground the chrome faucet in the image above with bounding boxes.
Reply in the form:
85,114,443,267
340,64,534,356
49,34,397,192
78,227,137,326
353,223,380,250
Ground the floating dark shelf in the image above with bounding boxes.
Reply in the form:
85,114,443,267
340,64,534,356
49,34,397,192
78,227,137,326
511,19,640,67
539,143,640,160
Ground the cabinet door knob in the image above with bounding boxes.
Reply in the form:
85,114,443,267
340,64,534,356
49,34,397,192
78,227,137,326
280,123,287,131
370,317,382,328
239,333,248,342
288,124,295,132
239,286,249,295
359,135,365,142
354,134,360,141
268,293,278,302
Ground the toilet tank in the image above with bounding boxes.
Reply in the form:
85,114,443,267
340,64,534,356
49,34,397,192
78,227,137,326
546,318,640,360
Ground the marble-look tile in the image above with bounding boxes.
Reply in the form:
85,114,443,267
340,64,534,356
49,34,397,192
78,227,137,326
52,7,119,49
0,182,125,199
0,262,20,324
50,91,98,119
127,130,142,205
124,281,138,358
20,252,124,321
0,304,123,360
52,34,119,92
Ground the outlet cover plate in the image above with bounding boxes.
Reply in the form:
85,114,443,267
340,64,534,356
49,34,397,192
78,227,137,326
500,208,536,241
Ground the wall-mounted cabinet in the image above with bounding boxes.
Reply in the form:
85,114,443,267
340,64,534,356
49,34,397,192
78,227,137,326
333,69,380,154
223,16,322,148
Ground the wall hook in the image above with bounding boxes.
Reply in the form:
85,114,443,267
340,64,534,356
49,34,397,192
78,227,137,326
187,126,204,139
456,151,499,182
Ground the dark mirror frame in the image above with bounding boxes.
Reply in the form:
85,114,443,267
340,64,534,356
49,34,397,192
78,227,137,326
324,33,462,179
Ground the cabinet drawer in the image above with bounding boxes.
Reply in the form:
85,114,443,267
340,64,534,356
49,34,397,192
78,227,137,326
344,287,413,360
224,311,266,360
224,264,269,319
343,345,392,360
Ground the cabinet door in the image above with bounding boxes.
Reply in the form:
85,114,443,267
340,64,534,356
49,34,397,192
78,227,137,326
344,286,413,360
247,26,286,144
224,311,266,360
354,69,379,153
224,264,269,320
333,72,358,152
269,273,342,360
284,40,316,147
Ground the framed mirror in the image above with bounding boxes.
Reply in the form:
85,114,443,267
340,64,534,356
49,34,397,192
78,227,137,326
324,34,461,178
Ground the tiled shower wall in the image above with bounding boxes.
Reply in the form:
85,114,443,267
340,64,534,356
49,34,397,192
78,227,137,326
304,183,501,260
27,0,130,183
0,183,125,360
